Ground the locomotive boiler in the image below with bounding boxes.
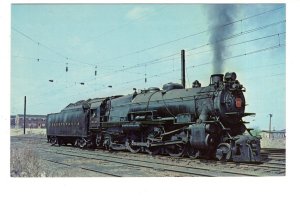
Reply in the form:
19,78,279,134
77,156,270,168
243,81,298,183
46,72,261,163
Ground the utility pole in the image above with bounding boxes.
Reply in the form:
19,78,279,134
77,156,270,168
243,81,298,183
269,114,273,133
24,96,26,135
181,49,185,88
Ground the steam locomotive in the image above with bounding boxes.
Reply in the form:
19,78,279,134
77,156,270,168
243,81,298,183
46,72,261,163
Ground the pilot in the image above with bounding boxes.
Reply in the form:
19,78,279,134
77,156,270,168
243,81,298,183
192,80,201,88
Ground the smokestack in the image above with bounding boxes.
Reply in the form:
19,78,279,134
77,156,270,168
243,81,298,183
181,49,185,88
209,4,236,74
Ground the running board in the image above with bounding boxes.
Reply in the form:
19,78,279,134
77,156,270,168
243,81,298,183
131,139,186,148
151,140,187,147
225,112,255,117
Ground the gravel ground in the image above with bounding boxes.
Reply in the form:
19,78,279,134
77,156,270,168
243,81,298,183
10,129,286,177
260,137,286,149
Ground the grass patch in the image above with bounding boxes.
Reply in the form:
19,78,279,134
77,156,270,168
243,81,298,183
10,147,45,177
11,145,73,177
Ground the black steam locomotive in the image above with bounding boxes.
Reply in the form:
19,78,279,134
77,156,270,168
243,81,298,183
46,72,261,162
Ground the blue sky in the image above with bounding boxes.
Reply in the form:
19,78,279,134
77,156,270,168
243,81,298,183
11,4,286,130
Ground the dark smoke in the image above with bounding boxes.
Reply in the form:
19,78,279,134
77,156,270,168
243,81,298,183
209,4,237,74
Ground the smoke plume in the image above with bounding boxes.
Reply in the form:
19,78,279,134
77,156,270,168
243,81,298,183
209,4,236,74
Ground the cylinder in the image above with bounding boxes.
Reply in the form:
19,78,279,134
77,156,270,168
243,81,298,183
189,123,208,149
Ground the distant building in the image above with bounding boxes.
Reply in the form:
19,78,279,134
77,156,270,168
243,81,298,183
261,129,286,139
14,114,47,129
11,115,16,128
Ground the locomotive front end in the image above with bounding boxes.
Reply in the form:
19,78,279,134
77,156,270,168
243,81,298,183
214,72,261,162
190,72,261,163
210,73,245,123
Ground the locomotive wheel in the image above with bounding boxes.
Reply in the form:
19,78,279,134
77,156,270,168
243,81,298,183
50,137,57,146
126,141,141,153
103,135,112,150
78,138,87,148
145,141,161,155
128,146,141,153
215,143,232,161
144,127,164,155
95,134,102,147
71,140,76,147
56,137,62,146
165,143,187,157
186,144,200,159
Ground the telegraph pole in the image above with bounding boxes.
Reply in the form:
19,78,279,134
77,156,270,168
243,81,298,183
269,114,273,133
181,49,186,88
24,96,26,135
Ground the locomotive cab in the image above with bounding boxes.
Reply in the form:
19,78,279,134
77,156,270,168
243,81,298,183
89,100,102,130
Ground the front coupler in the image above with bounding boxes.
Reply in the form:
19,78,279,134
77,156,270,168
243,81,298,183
216,135,261,163
231,135,261,162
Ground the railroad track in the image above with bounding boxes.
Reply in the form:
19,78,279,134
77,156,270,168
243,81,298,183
99,148,286,174
37,145,284,176
261,148,286,153
90,146,286,174
43,158,121,177
11,135,286,176
38,147,259,177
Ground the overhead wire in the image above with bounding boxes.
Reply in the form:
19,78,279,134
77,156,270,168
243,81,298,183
11,6,286,113
11,6,285,72
76,24,286,85
13,29,286,105
49,43,286,103
94,6,285,65
15,59,286,111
